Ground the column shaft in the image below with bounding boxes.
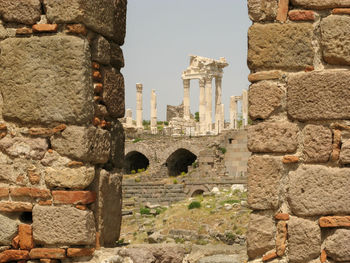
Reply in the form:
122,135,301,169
205,77,212,132
183,79,190,120
199,79,206,134
150,89,157,134
136,83,143,128
242,90,248,127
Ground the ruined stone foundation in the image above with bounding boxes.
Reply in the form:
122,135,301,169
0,0,127,261
247,0,350,262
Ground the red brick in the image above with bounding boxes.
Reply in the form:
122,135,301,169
321,249,327,263
52,191,96,205
305,65,314,72
16,27,33,35
275,213,290,220
66,24,87,35
92,62,100,70
67,248,95,257
38,200,52,206
277,0,289,22
276,221,287,256
19,224,34,250
0,250,29,262
94,83,103,94
0,188,9,198
11,235,20,249
282,156,299,164
75,204,87,210
331,129,341,161
332,8,350,15
29,248,66,259
92,117,101,126
0,202,32,212
32,24,58,33
262,251,278,262
248,70,282,83
10,187,51,199
289,10,315,21
319,216,350,227
29,124,66,136
92,71,102,81
0,124,6,130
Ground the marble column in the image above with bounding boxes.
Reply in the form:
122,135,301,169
230,96,238,129
220,103,225,132
205,77,213,132
183,79,190,120
136,83,143,128
242,89,248,127
150,89,157,134
215,76,222,129
199,78,206,134
126,108,133,127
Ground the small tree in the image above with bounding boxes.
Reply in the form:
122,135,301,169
195,112,199,122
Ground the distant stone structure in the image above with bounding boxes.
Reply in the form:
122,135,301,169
150,89,157,134
136,83,143,129
166,103,184,122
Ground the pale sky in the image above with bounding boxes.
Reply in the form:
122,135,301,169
122,0,251,121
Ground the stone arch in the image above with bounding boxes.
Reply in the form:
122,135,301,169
124,151,150,174
188,185,210,197
165,148,197,177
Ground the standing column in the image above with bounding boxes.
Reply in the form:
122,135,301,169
220,103,225,132
183,79,190,120
150,89,157,134
230,96,237,129
215,76,222,131
199,78,206,134
126,109,133,127
205,77,213,132
242,89,248,127
136,83,143,128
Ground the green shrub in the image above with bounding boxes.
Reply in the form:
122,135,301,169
137,168,145,173
192,161,198,168
180,171,186,176
140,207,150,215
157,126,163,131
188,201,201,210
219,147,227,154
164,121,169,126
195,112,199,122
173,179,178,184
135,177,141,182
131,170,136,174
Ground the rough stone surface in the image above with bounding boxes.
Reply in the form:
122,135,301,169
248,23,314,70
291,0,350,9
247,213,275,259
0,35,93,125
340,140,350,164
247,0,278,21
288,217,321,263
247,156,282,210
248,122,299,153
325,229,350,262
0,0,41,24
108,120,125,169
45,166,95,189
302,125,332,163
0,22,8,40
32,205,96,245
51,126,111,164
287,71,350,120
288,165,350,216
110,42,125,69
92,35,110,65
0,213,18,245
321,15,350,65
249,81,283,120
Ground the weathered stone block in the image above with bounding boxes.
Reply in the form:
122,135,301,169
247,0,278,22
288,71,350,120
248,23,314,70
0,35,93,125
0,213,18,245
249,81,283,120
32,205,95,245
289,165,350,216
321,15,350,65
247,213,275,259
248,122,299,153
340,140,350,164
291,0,350,9
0,0,41,25
302,125,332,163
51,126,111,164
247,156,282,210
108,120,125,170
110,42,125,69
45,166,95,189
325,229,350,262
92,35,110,65
288,217,321,263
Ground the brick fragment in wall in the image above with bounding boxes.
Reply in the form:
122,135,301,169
101,68,125,119
0,202,32,212
32,24,58,33
290,0,350,9
29,248,66,259
247,0,278,22
324,229,350,262
0,0,41,25
302,125,332,163
18,224,34,250
92,35,111,65
320,216,350,227
10,187,51,200
0,35,94,125
321,15,350,66
0,250,29,262
249,81,283,120
276,0,289,22
248,23,314,71
288,217,321,263
288,10,315,21
51,125,111,164
52,191,96,205
248,122,299,153
288,165,350,216
248,70,282,83
246,212,275,259
331,129,341,161
287,71,350,120
247,156,282,210
67,248,95,257
276,221,287,256
0,213,18,246
32,205,96,246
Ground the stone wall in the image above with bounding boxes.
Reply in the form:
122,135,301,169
247,1,350,262
0,0,126,261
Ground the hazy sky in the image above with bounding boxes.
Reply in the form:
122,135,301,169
122,0,252,121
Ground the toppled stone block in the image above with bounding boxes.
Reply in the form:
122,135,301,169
248,23,314,70
288,165,350,216
0,0,41,25
51,125,111,164
247,0,278,22
248,122,299,153
291,0,350,9
287,71,350,120
288,217,321,263
0,35,93,125
33,205,96,246
0,213,18,245
247,156,282,210
92,35,110,65
325,229,350,262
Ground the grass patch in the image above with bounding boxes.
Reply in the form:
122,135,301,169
220,199,240,205
188,201,201,210
140,207,151,215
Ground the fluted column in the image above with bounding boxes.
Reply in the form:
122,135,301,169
205,77,213,132
126,108,133,127
136,83,143,128
242,89,248,127
183,79,190,120
199,78,206,134
230,96,238,129
150,89,157,134
220,103,225,132
215,76,222,129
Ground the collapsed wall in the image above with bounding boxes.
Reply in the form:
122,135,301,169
0,0,126,261
247,1,350,262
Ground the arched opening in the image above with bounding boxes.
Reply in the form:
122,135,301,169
124,151,149,174
191,189,204,197
166,148,197,177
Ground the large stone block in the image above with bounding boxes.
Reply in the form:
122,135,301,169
248,122,299,153
0,35,93,125
248,23,314,70
302,125,332,163
247,156,282,210
0,213,18,245
321,15,350,65
92,35,110,65
340,140,350,164
110,42,125,69
32,205,95,246
289,165,350,216
249,81,283,120
247,213,275,259
0,0,41,25
108,120,125,170
325,229,350,262
287,71,350,120
51,126,111,164
288,217,321,263
247,0,278,22
291,0,350,9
